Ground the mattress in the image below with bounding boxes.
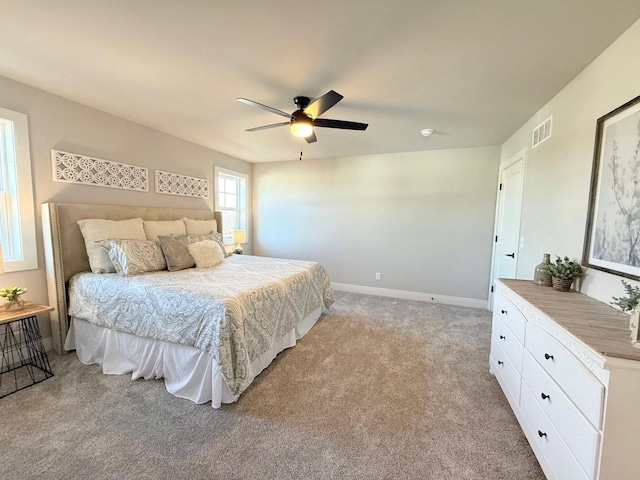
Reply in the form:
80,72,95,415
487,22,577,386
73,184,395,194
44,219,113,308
68,254,334,396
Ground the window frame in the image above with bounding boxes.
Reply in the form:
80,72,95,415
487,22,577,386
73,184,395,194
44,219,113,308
0,107,37,272
214,166,250,246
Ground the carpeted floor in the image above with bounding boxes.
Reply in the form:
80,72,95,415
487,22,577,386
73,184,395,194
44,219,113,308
0,292,544,479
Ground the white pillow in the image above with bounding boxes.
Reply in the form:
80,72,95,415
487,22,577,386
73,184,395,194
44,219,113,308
183,217,217,236
187,240,225,268
143,219,186,241
77,218,146,273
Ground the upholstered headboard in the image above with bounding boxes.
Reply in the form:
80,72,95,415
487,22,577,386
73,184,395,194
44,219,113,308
42,202,222,354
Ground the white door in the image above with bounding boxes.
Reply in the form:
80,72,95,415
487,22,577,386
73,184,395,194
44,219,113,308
489,150,526,309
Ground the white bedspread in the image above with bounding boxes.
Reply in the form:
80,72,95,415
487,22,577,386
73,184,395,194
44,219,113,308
68,255,334,396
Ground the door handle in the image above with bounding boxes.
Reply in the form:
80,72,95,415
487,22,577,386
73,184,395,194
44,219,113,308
505,252,515,258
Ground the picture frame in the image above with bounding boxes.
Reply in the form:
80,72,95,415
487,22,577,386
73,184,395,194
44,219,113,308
583,94,640,280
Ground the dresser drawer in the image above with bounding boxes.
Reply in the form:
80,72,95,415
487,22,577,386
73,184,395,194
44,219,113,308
492,315,524,373
490,334,521,404
522,351,601,478
493,293,526,343
520,382,590,480
525,322,604,428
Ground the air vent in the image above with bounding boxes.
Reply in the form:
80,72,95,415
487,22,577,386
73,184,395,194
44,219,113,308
532,115,552,148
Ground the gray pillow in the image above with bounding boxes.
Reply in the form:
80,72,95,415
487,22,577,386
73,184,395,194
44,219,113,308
98,239,167,276
158,234,216,271
211,232,229,257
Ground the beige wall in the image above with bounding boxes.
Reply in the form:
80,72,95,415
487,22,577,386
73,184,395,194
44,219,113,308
253,147,500,301
501,18,640,304
9,14,638,343
0,75,251,340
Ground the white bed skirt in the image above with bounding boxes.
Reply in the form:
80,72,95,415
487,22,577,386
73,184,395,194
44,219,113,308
65,307,322,408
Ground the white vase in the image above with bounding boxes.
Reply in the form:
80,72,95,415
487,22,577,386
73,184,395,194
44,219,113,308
4,298,25,312
630,306,640,346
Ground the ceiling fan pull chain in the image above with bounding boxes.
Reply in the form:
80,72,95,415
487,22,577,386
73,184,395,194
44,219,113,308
299,145,303,161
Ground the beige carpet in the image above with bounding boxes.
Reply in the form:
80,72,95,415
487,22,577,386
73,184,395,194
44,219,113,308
0,292,544,479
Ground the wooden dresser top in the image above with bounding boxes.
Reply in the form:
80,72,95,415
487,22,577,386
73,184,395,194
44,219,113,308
500,279,640,362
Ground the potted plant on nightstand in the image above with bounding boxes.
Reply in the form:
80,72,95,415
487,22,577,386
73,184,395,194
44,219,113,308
542,256,583,292
0,285,28,311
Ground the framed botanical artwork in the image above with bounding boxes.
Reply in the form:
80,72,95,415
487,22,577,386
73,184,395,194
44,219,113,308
583,94,640,280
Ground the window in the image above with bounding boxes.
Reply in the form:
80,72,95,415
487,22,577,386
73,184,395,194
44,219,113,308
214,166,249,245
0,107,37,272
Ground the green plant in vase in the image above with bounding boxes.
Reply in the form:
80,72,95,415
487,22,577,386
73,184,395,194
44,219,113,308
0,285,28,311
611,280,640,338
542,256,583,292
611,280,640,312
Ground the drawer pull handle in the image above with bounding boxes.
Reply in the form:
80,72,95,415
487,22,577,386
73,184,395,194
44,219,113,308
505,252,515,258
499,335,506,340
538,430,547,438
544,353,554,361
501,309,507,315
497,360,504,366
541,392,550,401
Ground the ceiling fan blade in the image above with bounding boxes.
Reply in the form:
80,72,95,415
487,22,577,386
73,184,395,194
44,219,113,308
305,131,317,143
313,118,368,130
236,98,292,119
246,122,290,132
304,90,343,119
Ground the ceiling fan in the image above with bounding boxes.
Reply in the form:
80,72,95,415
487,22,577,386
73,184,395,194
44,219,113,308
236,90,368,143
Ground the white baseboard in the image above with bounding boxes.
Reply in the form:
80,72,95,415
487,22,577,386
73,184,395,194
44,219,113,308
331,282,488,310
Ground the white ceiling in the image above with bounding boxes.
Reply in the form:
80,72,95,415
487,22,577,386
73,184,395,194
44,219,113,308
2,1,640,163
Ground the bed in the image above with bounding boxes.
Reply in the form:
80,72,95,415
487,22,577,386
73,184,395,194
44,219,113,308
42,203,333,407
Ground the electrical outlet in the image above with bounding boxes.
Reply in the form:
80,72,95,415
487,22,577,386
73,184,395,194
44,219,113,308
375,272,381,280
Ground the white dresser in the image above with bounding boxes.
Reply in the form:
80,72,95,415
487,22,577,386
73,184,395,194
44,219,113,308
491,279,640,480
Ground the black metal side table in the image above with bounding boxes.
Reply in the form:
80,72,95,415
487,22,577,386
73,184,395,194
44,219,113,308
0,303,54,398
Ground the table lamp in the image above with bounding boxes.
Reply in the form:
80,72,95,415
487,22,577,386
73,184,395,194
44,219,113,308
232,230,247,254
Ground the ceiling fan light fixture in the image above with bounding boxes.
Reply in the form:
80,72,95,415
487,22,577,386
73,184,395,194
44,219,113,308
290,113,314,138
290,122,313,138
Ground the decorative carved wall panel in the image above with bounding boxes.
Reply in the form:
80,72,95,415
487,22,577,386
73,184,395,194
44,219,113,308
52,150,148,192
155,170,209,198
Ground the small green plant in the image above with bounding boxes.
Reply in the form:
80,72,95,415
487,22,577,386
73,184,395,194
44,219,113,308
611,280,640,312
0,286,28,301
542,256,583,280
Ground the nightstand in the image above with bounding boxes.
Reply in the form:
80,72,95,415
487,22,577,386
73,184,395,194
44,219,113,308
0,303,54,398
